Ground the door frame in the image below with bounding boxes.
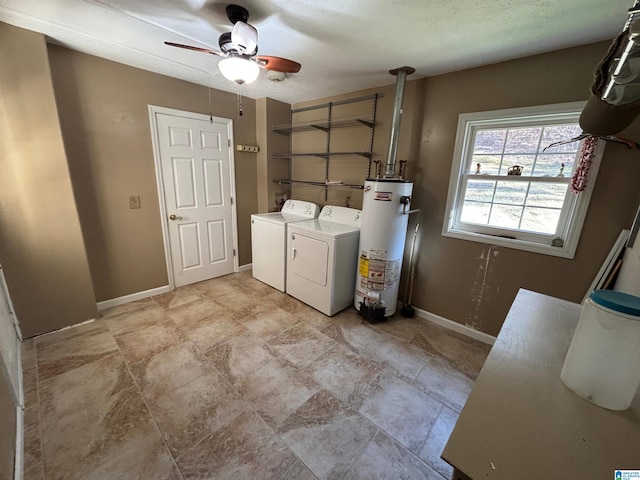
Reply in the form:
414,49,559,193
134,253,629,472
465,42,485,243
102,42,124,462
148,105,240,290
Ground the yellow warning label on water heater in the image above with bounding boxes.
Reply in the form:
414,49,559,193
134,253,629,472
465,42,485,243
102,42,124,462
359,254,369,277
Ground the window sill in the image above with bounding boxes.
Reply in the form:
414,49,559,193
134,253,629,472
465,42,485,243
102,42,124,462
442,229,576,259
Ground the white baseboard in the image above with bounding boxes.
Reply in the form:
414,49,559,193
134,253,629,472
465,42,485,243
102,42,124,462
36,318,97,339
97,285,171,311
16,338,23,408
409,305,496,345
97,272,250,312
14,404,23,480
14,335,24,480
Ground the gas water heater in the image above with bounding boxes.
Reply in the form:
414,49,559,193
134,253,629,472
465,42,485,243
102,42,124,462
354,66,416,321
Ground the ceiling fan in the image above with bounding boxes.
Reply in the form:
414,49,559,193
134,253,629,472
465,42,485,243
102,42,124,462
165,4,301,85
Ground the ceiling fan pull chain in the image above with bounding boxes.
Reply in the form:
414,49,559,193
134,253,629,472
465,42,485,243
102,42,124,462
237,85,244,117
208,87,213,123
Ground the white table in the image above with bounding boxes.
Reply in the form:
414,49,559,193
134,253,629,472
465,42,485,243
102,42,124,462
442,289,640,480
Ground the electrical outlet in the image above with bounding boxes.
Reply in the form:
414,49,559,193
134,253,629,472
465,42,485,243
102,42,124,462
236,144,260,153
129,195,141,209
273,191,287,211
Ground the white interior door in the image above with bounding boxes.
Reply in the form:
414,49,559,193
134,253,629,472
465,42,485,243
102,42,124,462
153,109,237,287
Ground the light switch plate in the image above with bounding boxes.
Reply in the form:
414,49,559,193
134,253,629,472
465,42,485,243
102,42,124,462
129,195,141,209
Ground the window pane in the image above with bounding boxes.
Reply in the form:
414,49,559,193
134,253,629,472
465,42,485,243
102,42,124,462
504,127,542,153
540,125,582,153
472,155,501,175
464,180,495,202
446,106,597,257
460,201,491,224
526,183,567,208
499,155,535,175
474,130,506,154
488,204,522,229
532,153,576,177
494,181,528,205
520,207,562,234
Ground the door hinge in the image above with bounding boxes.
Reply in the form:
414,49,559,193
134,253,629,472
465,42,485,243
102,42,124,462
228,139,231,147
233,249,236,257
230,197,234,205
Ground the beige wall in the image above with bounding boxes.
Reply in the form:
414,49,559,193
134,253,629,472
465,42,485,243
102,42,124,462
290,43,640,336
0,355,15,480
0,24,97,337
256,98,291,212
414,41,640,336
291,81,423,209
47,45,258,301
3,22,636,339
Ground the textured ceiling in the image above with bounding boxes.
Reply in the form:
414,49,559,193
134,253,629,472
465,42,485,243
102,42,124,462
0,0,632,104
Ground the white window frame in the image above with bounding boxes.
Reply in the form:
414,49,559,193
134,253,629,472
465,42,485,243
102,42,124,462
442,101,605,259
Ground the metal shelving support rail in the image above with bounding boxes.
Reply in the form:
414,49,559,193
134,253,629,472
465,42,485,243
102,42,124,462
274,179,365,189
272,118,375,135
273,93,381,200
272,151,373,159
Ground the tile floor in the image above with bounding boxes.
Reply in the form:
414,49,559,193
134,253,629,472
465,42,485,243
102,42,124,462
21,271,491,480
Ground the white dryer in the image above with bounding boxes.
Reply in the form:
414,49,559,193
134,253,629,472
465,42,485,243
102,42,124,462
286,206,361,316
251,200,320,292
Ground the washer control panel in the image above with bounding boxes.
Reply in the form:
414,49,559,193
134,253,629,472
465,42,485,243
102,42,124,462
282,199,320,218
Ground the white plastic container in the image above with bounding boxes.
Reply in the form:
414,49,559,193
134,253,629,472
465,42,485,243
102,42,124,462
560,289,640,410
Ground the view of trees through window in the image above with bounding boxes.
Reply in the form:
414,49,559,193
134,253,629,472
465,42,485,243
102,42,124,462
461,123,582,234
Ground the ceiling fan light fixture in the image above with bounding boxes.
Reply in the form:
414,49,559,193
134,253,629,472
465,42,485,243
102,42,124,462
218,57,260,85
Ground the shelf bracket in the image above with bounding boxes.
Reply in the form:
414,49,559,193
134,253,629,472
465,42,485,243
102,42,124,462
355,119,374,128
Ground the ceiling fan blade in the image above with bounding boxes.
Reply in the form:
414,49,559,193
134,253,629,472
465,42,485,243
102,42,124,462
231,21,258,55
255,56,301,73
164,42,225,57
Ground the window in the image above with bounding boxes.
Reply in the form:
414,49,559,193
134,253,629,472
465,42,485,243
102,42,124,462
443,102,605,258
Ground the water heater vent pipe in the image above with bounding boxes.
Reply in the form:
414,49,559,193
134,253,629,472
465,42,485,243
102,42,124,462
384,66,415,178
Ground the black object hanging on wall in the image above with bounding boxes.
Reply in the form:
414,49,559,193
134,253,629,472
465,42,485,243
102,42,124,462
580,4,640,135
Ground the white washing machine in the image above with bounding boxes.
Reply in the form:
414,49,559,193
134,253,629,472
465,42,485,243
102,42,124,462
286,205,361,316
251,200,320,292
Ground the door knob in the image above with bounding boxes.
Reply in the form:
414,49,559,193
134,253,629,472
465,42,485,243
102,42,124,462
169,214,183,221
